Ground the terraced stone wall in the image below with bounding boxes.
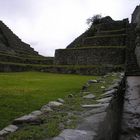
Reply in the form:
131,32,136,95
54,47,125,65
0,21,39,57
67,19,128,49
93,20,128,31
132,5,140,70
83,34,126,46
125,5,140,75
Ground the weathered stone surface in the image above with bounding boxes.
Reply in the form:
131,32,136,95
55,48,125,66
81,103,108,108
77,112,106,132
53,129,95,140
81,106,107,117
31,110,42,116
135,45,140,68
101,89,117,97
57,98,65,103
97,97,112,104
48,101,63,107
0,125,18,136
4,125,18,133
0,130,8,136
88,80,98,84
120,76,140,139
13,114,41,124
83,94,95,99
41,105,53,112
132,5,140,24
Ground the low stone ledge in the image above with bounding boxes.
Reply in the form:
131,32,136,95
88,79,98,84
97,97,112,104
101,89,117,98
52,129,96,140
0,125,18,136
81,103,109,108
57,98,65,103
83,94,95,99
30,110,42,116
48,101,63,107
13,114,42,125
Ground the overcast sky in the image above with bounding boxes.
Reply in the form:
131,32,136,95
0,0,139,56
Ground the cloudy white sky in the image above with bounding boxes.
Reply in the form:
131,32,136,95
0,0,139,56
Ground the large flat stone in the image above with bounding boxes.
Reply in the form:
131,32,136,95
101,89,117,98
81,103,108,108
88,80,98,84
41,105,53,112
4,125,18,133
97,97,112,104
31,110,42,116
83,94,95,99
57,98,65,103
0,130,9,136
48,101,63,107
0,125,18,136
13,114,41,124
53,129,96,140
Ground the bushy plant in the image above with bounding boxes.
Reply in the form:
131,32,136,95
86,14,102,26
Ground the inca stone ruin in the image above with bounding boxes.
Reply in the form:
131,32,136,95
0,4,140,140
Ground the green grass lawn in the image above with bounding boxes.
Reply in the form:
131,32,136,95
0,72,95,129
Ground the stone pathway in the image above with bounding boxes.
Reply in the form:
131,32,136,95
51,78,121,140
120,76,140,140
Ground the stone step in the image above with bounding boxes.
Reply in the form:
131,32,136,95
93,21,127,31
0,53,53,65
95,29,126,36
83,34,126,46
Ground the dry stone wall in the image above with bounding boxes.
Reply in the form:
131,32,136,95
83,35,126,46
55,48,125,65
132,5,140,69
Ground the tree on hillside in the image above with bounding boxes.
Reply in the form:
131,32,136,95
86,14,102,26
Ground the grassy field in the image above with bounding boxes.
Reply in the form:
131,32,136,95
0,72,96,129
